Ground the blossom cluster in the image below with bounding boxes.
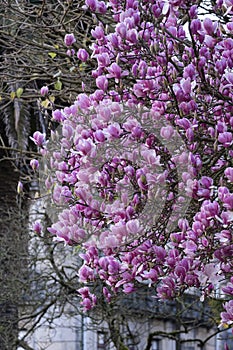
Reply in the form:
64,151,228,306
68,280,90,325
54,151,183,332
32,0,233,323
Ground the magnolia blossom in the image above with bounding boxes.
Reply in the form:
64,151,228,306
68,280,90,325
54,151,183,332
35,0,233,324
30,131,46,147
33,221,42,235
221,300,233,326
40,86,48,96
30,159,39,170
64,33,76,46
77,48,89,62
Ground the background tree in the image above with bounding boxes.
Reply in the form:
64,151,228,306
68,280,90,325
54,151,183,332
0,1,94,348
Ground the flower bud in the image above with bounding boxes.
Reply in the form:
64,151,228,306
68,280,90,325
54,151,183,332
40,86,48,96
30,159,39,171
77,48,89,62
64,33,76,46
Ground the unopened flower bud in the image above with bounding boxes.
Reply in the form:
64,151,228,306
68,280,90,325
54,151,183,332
64,33,76,46
40,86,48,96
30,159,39,171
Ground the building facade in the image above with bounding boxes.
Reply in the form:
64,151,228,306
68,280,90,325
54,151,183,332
18,290,231,350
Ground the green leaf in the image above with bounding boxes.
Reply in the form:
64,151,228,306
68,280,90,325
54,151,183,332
48,52,57,59
73,245,82,254
16,87,23,98
10,91,16,99
49,95,55,103
54,79,62,91
41,99,50,108
79,62,86,72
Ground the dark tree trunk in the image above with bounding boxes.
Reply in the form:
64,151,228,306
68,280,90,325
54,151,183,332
0,142,28,349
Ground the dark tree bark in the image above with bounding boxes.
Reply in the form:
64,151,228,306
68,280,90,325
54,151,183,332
0,122,28,350
0,158,19,350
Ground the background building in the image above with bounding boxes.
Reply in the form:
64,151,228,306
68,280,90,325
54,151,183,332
18,284,227,350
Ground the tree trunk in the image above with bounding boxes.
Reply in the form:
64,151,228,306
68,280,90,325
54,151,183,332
0,150,28,349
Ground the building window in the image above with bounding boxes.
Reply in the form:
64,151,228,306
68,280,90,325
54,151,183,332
151,339,160,350
97,331,107,350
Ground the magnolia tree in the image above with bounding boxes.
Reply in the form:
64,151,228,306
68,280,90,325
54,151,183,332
32,0,233,330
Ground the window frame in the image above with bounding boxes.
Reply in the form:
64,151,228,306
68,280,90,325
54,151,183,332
150,338,160,350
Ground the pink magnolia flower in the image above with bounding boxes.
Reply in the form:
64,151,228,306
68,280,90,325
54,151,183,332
78,286,90,299
107,63,129,80
40,86,48,96
66,49,75,57
77,93,90,109
30,131,46,147
222,277,233,296
94,130,105,142
218,132,233,147
157,277,176,299
127,28,138,43
221,300,233,326
97,1,107,14
52,109,65,122
160,125,174,140
96,53,111,68
197,263,222,286
203,18,217,35
116,23,127,38
33,221,42,235
103,287,111,302
77,48,89,62
76,138,96,157
190,18,202,34
126,219,141,234
123,283,136,294
100,232,119,249
180,77,192,95
81,297,92,311
79,265,95,282
85,0,106,13
64,33,76,46
96,75,108,91
225,167,233,182
85,0,98,11
104,122,122,138
91,26,105,40
30,159,39,170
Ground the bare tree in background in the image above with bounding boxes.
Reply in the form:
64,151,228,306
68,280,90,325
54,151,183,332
0,1,94,348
